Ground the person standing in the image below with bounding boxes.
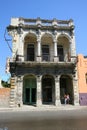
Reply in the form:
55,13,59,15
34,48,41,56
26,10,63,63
64,94,67,104
67,94,70,104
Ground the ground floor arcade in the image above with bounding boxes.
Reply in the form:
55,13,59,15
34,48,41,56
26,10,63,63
10,73,79,107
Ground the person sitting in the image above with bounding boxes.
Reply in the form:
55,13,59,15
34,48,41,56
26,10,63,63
67,94,70,104
64,94,70,104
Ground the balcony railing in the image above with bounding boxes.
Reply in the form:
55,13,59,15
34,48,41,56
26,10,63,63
42,55,50,61
9,55,77,64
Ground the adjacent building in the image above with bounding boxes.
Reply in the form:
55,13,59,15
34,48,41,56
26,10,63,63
77,54,87,105
7,17,79,107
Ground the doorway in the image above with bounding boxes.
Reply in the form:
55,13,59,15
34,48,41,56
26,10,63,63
23,75,36,105
60,75,74,104
42,75,54,104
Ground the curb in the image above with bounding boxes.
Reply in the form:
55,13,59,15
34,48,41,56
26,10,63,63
0,106,87,112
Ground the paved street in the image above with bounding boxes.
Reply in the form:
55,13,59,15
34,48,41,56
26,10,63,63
0,106,87,130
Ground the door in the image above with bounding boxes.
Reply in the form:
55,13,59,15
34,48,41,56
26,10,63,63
25,88,36,104
25,88,30,103
23,76,36,105
31,88,36,103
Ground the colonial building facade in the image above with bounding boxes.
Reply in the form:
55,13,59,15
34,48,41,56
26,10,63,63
7,17,79,107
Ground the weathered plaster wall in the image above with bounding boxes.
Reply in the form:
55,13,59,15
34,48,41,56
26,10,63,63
77,54,87,105
0,88,10,107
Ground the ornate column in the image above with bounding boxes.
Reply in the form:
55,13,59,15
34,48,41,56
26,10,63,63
16,76,23,107
67,41,71,62
53,37,58,62
18,33,24,61
36,35,42,62
36,75,42,107
70,31,77,62
55,75,61,106
73,71,79,105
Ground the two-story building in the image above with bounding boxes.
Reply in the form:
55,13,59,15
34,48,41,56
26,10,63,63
7,17,79,107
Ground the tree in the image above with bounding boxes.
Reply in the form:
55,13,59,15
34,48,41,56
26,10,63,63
1,80,10,88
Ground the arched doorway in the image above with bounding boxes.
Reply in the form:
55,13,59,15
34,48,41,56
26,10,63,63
60,75,74,104
23,75,36,105
42,75,55,104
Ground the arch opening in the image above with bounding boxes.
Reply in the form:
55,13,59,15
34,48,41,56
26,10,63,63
41,34,53,61
57,36,70,62
42,75,55,104
24,33,37,61
60,75,74,105
23,75,36,105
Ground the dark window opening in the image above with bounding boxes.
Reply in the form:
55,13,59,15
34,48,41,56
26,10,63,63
27,44,34,61
57,45,64,61
25,88,30,103
42,77,53,103
31,88,36,103
42,45,50,61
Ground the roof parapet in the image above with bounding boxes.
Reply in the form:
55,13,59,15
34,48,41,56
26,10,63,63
10,17,74,28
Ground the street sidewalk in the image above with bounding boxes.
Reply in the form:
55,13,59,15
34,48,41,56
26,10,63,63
0,105,87,112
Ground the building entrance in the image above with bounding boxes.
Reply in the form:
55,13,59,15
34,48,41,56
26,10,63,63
42,75,54,104
23,75,36,105
60,75,74,104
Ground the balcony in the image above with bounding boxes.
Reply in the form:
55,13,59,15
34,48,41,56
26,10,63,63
8,55,77,69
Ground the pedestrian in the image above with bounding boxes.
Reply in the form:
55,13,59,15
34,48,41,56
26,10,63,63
67,94,70,104
64,94,67,105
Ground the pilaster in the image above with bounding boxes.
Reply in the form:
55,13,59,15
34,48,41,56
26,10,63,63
18,34,24,61
55,75,61,106
70,32,76,62
53,38,58,62
16,76,23,107
10,76,16,107
36,75,42,106
36,36,41,62
73,77,79,106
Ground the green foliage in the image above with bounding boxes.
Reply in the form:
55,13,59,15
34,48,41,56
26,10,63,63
1,80,11,88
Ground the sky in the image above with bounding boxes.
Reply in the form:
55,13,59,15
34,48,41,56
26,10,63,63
0,0,87,81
